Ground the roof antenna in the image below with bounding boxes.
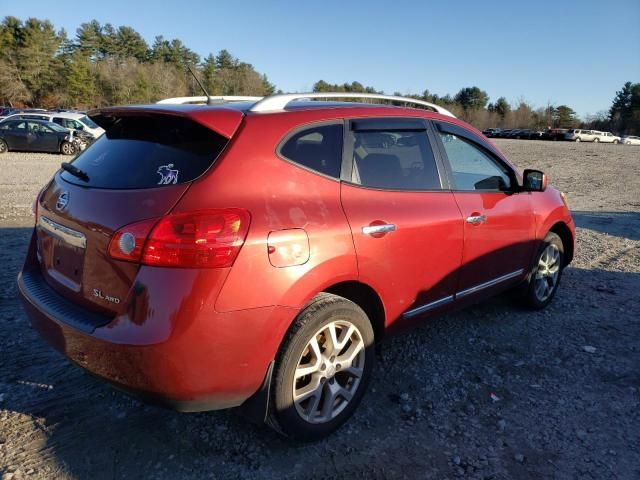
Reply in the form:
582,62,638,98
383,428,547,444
186,64,212,105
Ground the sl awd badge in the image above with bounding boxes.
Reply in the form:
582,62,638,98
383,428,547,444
56,191,69,211
93,289,121,304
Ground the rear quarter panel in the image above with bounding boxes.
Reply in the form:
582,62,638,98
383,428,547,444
174,111,359,314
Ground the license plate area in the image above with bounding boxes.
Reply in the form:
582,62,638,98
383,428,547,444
37,216,86,292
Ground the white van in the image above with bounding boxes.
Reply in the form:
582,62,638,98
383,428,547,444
0,111,104,138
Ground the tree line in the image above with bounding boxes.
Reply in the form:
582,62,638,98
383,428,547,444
1,16,638,135
0,17,275,109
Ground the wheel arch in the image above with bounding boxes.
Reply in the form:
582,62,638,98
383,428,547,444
323,280,386,342
549,221,574,266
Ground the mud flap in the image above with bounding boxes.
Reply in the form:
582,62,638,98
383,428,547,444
236,360,274,425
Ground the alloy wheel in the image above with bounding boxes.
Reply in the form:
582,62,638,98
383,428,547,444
534,244,561,302
292,320,365,424
61,142,75,155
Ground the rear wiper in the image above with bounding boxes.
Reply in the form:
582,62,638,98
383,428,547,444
61,162,89,182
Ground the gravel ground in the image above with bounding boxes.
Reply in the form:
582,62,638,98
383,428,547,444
1,140,639,479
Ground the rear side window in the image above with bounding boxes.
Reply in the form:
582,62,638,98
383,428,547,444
279,123,343,179
61,115,227,189
350,128,441,191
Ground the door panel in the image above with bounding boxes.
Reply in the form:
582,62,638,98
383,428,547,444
341,184,464,326
37,131,59,152
453,191,534,293
432,121,536,296
341,120,464,327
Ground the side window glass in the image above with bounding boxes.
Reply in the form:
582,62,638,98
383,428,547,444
53,118,64,126
438,133,511,191
351,130,441,190
279,124,343,178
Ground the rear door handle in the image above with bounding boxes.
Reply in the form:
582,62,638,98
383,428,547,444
466,214,487,225
362,224,396,235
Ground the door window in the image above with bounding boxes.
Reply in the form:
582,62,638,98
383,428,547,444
438,133,512,191
350,128,441,190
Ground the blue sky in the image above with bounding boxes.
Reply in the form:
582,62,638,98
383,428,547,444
3,0,639,117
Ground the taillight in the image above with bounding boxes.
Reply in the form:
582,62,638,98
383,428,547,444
108,209,251,268
108,218,158,262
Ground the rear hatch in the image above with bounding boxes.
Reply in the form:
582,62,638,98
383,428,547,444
35,108,242,315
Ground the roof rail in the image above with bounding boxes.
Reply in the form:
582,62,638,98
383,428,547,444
249,92,456,117
156,96,264,105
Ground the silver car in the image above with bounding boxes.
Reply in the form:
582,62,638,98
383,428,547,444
565,129,597,142
597,132,621,144
621,135,640,145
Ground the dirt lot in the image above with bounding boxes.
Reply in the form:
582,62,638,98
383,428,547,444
1,140,639,479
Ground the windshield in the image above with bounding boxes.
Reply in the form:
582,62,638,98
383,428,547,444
79,115,99,129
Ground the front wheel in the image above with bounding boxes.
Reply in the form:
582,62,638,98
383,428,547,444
61,141,76,155
575,137,581,142
267,293,375,441
613,140,619,144
518,232,564,309
0,139,7,154
593,138,600,143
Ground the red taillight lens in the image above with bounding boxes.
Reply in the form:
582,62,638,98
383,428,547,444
109,209,251,268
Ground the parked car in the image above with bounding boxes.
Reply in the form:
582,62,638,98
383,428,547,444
0,118,79,155
508,129,530,139
621,135,640,145
0,111,105,139
496,129,512,138
0,107,23,120
528,130,545,140
596,132,621,144
541,128,568,141
565,129,600,142
482,128,501,138
18,93,574,440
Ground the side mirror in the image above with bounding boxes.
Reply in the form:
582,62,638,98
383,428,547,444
522,169,547,192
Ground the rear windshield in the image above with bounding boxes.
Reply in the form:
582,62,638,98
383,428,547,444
60,115,228,189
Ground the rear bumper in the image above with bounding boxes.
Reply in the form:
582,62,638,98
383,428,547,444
18,264,298,411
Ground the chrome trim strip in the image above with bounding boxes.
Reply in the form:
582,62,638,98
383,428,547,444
401,269,525,318
403,295,454,318
38,216,86,249
456,269,524,299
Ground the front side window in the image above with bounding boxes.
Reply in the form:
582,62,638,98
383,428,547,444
438,132,512,191
350,128,441,190
279,123,343,179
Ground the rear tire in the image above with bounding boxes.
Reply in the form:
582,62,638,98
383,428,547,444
518,232,565,309
0,139,7,154
593,138,599,143
267,293,375,441
61,141,76,155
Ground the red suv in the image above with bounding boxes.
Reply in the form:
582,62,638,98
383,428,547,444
18,93,574,440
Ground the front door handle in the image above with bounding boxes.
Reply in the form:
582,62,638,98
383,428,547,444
362,223,396,236
466,214,487,225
